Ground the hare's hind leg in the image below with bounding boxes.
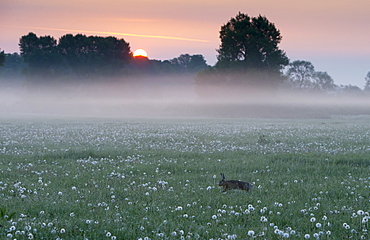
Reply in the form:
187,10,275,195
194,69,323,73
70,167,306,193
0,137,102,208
247,183,253,193
242,183,252,192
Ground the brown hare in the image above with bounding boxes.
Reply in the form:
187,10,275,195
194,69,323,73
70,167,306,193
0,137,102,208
219,173,253,192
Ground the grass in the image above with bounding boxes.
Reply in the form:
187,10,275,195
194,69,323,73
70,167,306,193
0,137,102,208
0,117,369,239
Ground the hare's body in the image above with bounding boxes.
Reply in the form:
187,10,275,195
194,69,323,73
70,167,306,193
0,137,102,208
219,173,253,192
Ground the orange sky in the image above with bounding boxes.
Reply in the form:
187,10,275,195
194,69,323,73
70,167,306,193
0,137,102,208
1,0,369,87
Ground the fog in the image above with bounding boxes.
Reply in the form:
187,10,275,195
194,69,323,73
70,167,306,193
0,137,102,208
1,76,370,119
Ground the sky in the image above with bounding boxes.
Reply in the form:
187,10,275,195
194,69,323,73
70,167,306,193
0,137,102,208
1,0,369,87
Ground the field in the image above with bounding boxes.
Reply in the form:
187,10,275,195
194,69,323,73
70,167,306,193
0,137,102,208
0,117,369,239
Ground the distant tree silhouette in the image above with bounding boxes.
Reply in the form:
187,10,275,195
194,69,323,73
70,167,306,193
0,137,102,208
170,54,191,72
170,54,208,73
19,33,63,80
59,34,132,80
127,53,208,76
0,48,5,67
338,84,363,97
313,71,335,91
0,53,25,80
364,71,370,91
19,32,132,82
187,54,208,73
286,60,315,89
285,60,335,91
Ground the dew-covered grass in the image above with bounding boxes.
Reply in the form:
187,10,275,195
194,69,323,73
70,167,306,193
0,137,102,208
0,117,369,239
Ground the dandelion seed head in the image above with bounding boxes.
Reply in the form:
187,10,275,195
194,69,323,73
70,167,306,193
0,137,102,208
357,210,364,215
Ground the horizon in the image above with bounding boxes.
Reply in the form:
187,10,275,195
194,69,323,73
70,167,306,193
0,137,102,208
1,0,369,87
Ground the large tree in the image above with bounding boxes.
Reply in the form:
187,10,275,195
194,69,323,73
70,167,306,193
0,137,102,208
217,13,289,73
195,13,289,98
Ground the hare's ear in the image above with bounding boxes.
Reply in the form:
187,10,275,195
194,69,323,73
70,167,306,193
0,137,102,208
222,173,225,179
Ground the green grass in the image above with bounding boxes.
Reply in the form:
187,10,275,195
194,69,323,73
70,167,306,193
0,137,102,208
0,117,369,239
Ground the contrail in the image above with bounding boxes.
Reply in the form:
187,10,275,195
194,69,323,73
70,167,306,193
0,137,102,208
1,25,210,43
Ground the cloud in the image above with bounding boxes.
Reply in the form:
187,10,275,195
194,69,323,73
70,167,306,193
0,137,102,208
1,25,210,43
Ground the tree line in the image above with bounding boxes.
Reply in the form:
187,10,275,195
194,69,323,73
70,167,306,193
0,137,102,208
1,12,369,96
194,13,369,97
12,33,207,82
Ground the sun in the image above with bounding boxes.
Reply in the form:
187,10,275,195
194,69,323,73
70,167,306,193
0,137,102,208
133,48,148,58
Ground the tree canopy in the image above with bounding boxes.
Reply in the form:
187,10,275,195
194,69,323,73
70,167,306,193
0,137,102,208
195,12,289,98
17,32,209,83
169,54,208,73
19,33,62,80
59,34,131,79
7,15,366,97
19,32,132,81
217,13,289,72
285,60,335,91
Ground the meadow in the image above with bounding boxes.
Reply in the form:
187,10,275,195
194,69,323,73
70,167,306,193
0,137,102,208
0,117,369,239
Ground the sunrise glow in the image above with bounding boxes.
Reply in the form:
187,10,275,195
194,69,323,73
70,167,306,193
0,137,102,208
133,48,148,58
1,0,369,86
